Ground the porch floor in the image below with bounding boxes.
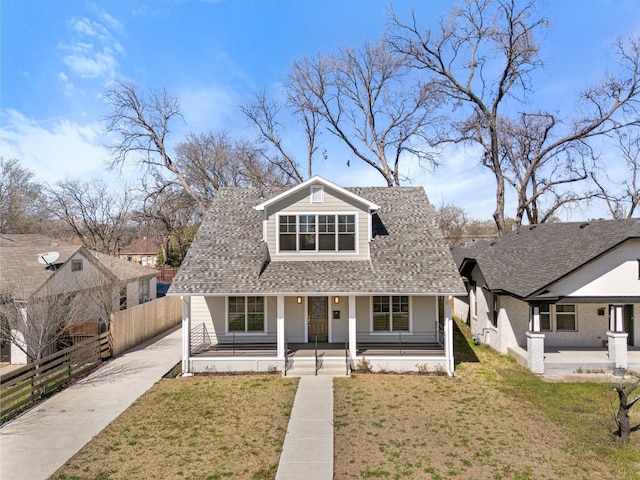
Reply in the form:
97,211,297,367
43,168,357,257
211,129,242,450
543,346,640,372
191,342,445,358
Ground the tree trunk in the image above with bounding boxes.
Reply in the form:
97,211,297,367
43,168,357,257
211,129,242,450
614,380,640,443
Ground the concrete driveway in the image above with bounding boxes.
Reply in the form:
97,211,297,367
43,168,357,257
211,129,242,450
0,326,182,480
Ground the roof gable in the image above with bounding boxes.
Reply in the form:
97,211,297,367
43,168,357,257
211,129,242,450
453,219,640,298
254,176,380,212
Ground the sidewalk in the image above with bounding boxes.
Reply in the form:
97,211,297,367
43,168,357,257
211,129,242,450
276,375,335,480
0,326,182,480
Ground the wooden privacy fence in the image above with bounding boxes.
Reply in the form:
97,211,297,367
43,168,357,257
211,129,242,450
109,295,181,356
0,332,111,421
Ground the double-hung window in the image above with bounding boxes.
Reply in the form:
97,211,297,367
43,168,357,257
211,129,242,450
555,304,576,331
228,296,264,332
278,214,356,252
372,296,409,332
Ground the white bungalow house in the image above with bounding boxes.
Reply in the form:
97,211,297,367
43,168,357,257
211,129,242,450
453,219,640,374
169,176,465,375
0,234,158,364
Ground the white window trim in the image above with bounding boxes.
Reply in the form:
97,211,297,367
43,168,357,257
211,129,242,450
225,296,268,335
276,212,359,255
369,295,413,334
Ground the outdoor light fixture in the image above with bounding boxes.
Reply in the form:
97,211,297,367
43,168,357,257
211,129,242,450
334,296,340,304
297,296,302,304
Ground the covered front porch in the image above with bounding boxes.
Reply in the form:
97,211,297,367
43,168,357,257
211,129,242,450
518,303,638,375
181,293,455,375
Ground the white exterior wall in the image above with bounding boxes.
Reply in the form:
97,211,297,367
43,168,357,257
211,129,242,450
284,297,306,343
542,303,610,347
265,186,371,261
497,296,526,352
330,296,349,343
551,239,640,297
471,286,493,344
453,295,469,323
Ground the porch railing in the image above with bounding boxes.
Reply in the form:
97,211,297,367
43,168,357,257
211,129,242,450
436,322,445,348
284,337,289,377
345,341,350,376
191,323,212,353
190,329,278,356
355,329,444,355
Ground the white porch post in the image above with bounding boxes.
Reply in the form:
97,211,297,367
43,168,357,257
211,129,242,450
527,305,545,374
348,295,356,359
181,296,191,374
277,295,285,359
444,295,454,376
608,304,628,375
530,306,540,332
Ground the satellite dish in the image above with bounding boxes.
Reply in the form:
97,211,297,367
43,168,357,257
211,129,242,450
37,252,60,266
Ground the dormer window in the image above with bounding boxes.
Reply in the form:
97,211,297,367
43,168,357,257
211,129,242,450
279,214,356,253
310,185,324,203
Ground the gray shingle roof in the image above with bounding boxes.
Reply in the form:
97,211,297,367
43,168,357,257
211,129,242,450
170,186,465,296
453,219,640,298
0,234,158,299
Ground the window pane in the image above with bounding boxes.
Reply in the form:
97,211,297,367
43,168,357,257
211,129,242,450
318,215,335,233
300,234,316,250
247,313,264,331
299,215,316,233
319,234,335,251
338,233,355,251
228,313,245,331
338,215,355,232
556,314,575,331
280,234,296,251
538,304,551,331
373,296,390,313
279,215,296,233
393,313,409,331
556,305,575,313
373,313,390,331
392,296,409,313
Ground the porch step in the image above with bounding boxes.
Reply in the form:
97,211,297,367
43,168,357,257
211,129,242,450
285,359,349,377
544,362,612,373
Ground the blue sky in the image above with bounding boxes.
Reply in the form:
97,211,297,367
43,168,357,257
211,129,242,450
2,0,639,220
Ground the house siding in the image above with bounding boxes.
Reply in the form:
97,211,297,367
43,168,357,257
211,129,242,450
265,185,371,261
551,239,640,297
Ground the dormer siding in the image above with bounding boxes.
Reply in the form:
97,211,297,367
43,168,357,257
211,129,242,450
264,186,371,261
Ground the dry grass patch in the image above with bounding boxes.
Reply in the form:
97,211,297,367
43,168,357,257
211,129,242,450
51,375,298,480
334,322,640,480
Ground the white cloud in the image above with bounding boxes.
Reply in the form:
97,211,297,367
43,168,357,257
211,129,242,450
58,10,125,80
0,109,127,185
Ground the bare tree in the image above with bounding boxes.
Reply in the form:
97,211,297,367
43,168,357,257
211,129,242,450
174,131,289,207
103,80,206,214
496,113,596,224
0,285,88,362
613,377,640,443
134,178,200,267
46,179,136,255
0,158,48,234
241,92,308,182
592,128,640,218
435,201,469,248
389,0,640,232
288,40,441,186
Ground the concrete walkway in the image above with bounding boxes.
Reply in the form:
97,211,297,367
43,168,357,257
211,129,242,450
276,375,335,480
0,326,182,480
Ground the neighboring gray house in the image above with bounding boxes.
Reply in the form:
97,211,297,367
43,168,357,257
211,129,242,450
453,220,640,374
0,234,158,364
169,176,465,375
